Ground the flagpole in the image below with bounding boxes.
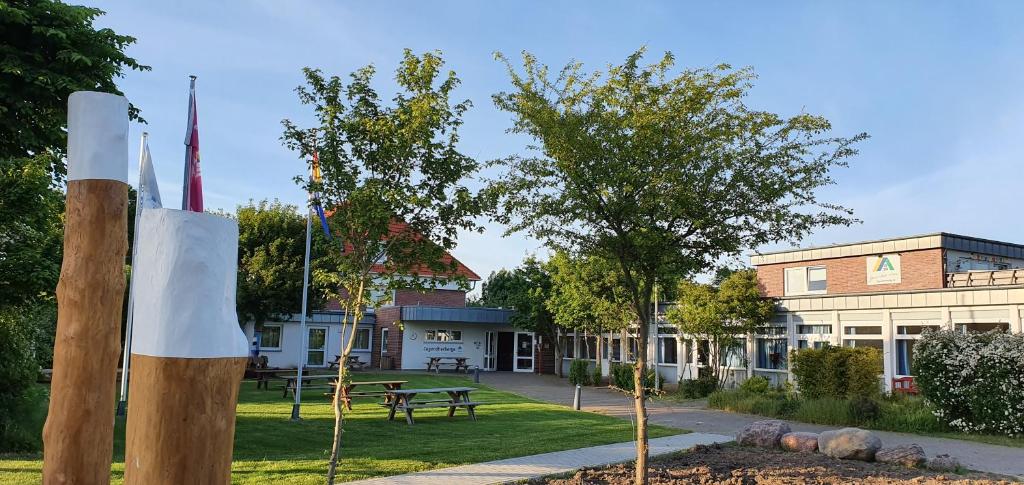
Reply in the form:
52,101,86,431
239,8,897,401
116,133,148,416
291,172,314,421
181,75,196,210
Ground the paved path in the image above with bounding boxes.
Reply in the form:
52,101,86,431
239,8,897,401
480,372,1024,478
346,433,732,484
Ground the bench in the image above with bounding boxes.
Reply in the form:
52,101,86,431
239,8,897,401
425,357,470,373
385,387,480,425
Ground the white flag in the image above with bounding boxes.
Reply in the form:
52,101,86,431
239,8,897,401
140,139,162,209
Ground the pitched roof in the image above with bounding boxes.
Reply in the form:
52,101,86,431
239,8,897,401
332,218,481,281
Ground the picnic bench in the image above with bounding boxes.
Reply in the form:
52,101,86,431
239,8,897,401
278,374,337,398
328,355,369,371
384,387,481,425
327,380,407,410
425,357,470,373
248,368,287,390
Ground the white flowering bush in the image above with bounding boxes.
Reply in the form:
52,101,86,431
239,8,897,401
914,329,1024,436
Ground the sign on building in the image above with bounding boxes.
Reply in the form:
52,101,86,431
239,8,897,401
866,254,901,285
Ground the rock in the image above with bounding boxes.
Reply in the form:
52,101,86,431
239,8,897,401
927,454,961,472
736,420,791,449
818,427,882,461
876,444,926,468
780,432,819,453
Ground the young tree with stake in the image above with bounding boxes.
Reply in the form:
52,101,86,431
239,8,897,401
488,48,866,484
281,50,486,484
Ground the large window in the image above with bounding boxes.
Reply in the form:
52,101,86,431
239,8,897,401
756,338,788,370
896,339,915,375
353,328,371,351
659,337,678,364
784,266,827,296
580,336,598,360
259,324,282,351
424,329,463,342
798,324,832,335
608,337,621,361
720,339,746,368
562,336,575,358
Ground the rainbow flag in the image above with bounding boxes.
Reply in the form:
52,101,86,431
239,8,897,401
311,151,331,238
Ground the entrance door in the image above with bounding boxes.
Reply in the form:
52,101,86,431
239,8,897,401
514,332,535,373
483,331,497,371
307,327,327,367
496,332,514,371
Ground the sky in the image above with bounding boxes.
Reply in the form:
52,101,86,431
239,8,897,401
89,1,1024,286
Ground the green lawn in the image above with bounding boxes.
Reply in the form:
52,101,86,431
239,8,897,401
0,372,682,484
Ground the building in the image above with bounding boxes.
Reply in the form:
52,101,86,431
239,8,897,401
243,241,545,373
750,232,1024,390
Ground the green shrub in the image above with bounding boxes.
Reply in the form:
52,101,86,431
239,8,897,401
591,364,603,386
678,374,718,399
849,395,881,422
607,362,661,393
790,345,881,399
739,375,771,394
0,305,45,452
914,329,1024,436
874,394,948,434
791,396,850,425
568,359,591,386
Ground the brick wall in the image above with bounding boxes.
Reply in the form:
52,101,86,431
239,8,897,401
371,306,403,369
756,248,945,297
394,289,466,307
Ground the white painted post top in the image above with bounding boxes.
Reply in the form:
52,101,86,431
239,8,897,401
67,91,128,183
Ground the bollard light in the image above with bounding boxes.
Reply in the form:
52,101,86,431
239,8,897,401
573,384,582,410
474,366,480,383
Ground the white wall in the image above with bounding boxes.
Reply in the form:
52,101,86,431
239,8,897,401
245,319,373,369
400,322,516,370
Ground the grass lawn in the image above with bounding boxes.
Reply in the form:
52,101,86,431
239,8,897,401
0,372,682,484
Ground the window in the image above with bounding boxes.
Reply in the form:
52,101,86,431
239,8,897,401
354,328,371,350
659,337,677,364
259,325,282,350
784,266,827,296
843,339,883,350
425,329,463,342
380,328,389,353
897,325,939,335
581,336,597,360
896,339,915,375
756,338,787,369
798,324,832,334
626,337,639,362
562,336,575,358
609,337,621,361
844,326,881,335
760,326,788,336
720,339,745,368
697,340,710,365
955,322,1009,334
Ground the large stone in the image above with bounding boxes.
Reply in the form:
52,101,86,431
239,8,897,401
818,427,882,461
780,432,819,453
736,420,791,449
927,454,961,472
876,444,926,468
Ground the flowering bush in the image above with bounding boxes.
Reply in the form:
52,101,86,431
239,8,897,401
914,329,1024,437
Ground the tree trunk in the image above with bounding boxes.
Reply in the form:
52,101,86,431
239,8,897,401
633,331,649,485
326,280,363,485
595,329,603,386
553,327,564,377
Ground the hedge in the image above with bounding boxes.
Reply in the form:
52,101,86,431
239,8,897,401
789,345,882,399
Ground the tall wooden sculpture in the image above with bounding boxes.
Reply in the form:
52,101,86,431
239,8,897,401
123,208,249,484
42,91,129,485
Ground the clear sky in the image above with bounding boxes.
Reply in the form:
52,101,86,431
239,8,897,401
90,1,1024,284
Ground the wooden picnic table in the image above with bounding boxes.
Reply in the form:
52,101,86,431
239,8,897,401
248,368,287,390
277,374,337,398
328,380,407,410
385,387,479,425
425,357,470,373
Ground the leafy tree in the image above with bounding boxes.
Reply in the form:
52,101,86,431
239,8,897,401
1,0,149,176
474,256,562,375
0,156,64,306
231,199,329,334
546,251,633,382
488,48,865,483
281,50,486,483
667,269,775,388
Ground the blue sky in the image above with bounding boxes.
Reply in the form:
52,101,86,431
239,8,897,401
91,1,1024,283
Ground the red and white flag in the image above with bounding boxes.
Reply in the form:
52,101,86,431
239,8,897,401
182,76,203,212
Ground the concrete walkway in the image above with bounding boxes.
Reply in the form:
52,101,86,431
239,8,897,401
480,372,1024,478
346,433,732,484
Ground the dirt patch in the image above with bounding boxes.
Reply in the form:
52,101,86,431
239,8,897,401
533,444,1016,484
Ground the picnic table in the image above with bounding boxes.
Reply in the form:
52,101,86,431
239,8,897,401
248,368,287,390
385,387,480,425
425,357,470,373
277,374,337,398
328,380,407,410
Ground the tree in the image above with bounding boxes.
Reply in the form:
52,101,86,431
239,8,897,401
281,50,486,484
1,0,149,176
488,48,865,484
231,200,329,333
546,251,633,382
474,256,563,375
667,269,775,388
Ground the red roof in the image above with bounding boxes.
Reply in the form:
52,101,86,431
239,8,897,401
333,218,480,281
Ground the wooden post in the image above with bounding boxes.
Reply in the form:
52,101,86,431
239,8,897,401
124,209,249,485
42,92,129,485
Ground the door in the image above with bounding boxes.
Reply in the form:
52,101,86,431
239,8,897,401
496,332,514,371
306,326,327,367
483,331,497,371
514,332,535,373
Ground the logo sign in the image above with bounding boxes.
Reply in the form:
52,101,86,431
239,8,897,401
423,343,463,356
866,254,901,285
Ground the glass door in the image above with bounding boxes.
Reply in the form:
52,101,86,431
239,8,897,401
514,332,534,373
307,327,327,367
483,331,497,371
